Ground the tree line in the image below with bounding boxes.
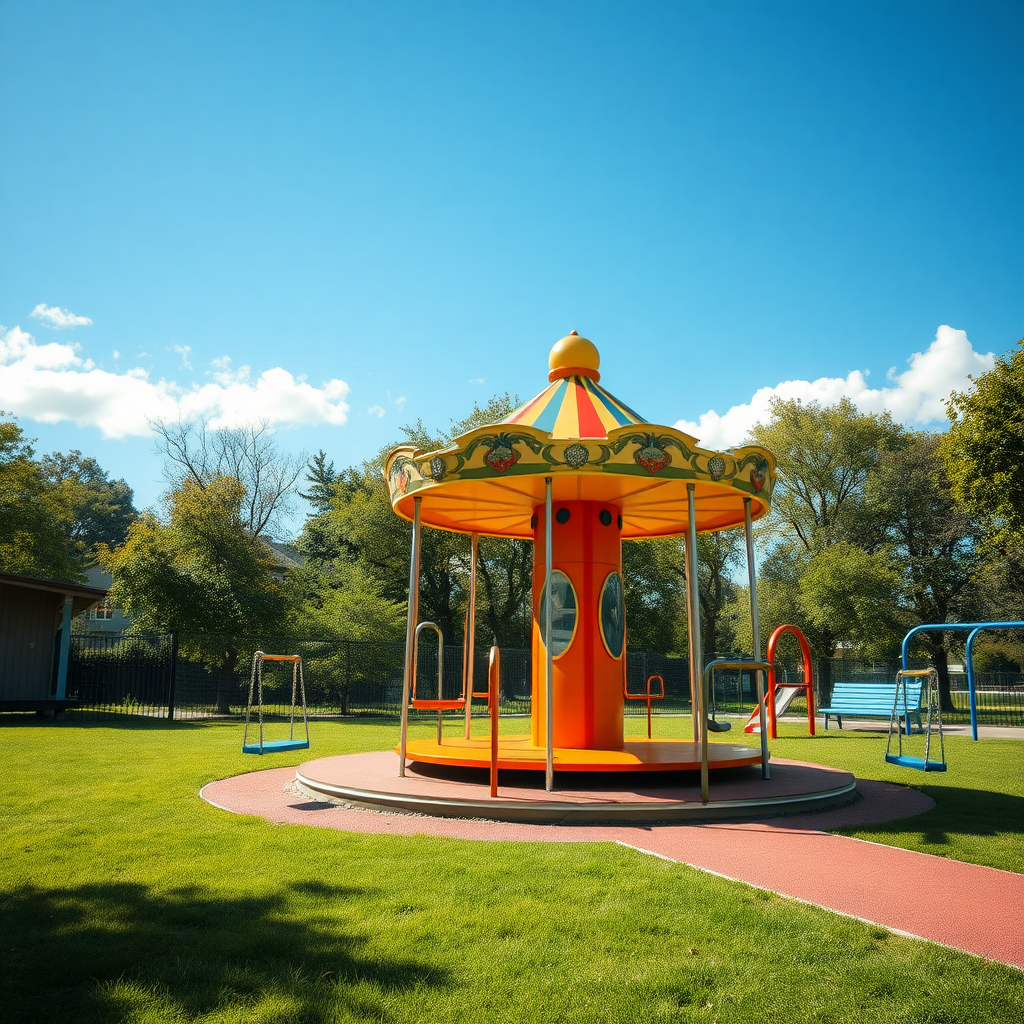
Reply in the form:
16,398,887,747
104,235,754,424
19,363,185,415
2,342,1021,713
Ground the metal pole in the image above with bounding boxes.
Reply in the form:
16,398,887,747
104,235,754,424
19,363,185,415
685,485,704,748
398,497,422,777
744,498,770,779
465,532,478,739
544,477,554,792
685,485,709,796
166,629,179,721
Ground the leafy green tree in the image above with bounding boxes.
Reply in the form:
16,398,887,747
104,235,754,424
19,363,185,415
622,538,684,654
751,397,907,551
42,450,137,562
941,341,1024,550
860,432,986,709
100,476,286,712
695,531,743,656
0,420,83,582
796,542,904,662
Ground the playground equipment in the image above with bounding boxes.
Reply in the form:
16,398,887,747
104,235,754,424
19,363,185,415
885,668,946,772
242,652,310,755
624,673,664,738
744,624,815,738
384,331,778,802
902,621,1024,741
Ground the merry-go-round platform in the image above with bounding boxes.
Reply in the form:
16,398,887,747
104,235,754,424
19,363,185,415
294,748,858,824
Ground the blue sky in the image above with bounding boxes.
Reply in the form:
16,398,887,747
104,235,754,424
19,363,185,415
1,0,1021,536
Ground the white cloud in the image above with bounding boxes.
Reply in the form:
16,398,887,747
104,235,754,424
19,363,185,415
112,350,120,360
30,304,93,329
469,377,484,385
171,344,192,370
0,325,351,439
675,326,995,448
367,404,385,417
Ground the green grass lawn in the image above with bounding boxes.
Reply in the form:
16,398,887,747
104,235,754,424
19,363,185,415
1,713,1021,1024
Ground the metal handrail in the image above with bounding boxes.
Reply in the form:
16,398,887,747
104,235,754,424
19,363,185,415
488,646,500,797
412,621,450,743
701,659,771,804
624,674,665,738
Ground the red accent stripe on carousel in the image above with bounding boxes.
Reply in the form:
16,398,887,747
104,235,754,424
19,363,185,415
574,381,607,437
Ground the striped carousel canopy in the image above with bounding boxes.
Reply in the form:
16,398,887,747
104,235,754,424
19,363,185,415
502,373,647,439
381,331,776,539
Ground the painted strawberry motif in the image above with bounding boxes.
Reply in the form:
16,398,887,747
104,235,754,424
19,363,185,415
634,435,670,475
750,457,768,492
708,455,726,481
484,433,521,474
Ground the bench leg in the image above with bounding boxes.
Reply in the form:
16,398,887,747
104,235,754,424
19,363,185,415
837,715,842,730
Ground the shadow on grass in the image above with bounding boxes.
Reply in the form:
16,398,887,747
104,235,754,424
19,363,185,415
0,878,450,1023
835,785,1024,845
0,712,238,732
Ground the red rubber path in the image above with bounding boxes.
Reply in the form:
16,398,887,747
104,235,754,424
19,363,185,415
202,764,1024,969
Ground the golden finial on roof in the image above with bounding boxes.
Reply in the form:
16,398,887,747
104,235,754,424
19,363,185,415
548,330,601,382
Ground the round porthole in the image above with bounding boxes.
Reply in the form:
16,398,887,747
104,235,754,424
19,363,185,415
538,570,577,658
599,572,625,659
599,509,612,526
556,508,570,524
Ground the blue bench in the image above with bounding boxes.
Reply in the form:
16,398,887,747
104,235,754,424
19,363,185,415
819,680,924,734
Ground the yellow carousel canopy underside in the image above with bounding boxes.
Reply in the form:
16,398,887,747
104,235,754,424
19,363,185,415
383,422,775,540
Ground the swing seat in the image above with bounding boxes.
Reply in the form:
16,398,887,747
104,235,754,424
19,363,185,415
242,739,310,755
411,698,464,711
885,754,946,772
707,719,732,733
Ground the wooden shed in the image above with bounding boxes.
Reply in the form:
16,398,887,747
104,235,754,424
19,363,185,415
0,571,107,712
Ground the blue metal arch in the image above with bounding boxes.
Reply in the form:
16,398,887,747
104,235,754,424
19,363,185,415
901,622,1024,741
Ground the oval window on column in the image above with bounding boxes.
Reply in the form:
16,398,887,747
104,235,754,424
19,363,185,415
538,570,578,658
599,572,625,659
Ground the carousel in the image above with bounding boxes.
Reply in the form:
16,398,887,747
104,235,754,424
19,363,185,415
385,332,774,789
295,332,857,820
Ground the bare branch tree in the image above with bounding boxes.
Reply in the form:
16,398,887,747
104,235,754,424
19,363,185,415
151,418,306,538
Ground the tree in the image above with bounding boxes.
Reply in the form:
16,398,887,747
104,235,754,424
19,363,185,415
100,476,286,712
153,418,305,538
860,432,986,709
941,341,1024,550
0,420,83,582
299,450,337,515
695,531,743,656
751,397,907,551
42,450,137,562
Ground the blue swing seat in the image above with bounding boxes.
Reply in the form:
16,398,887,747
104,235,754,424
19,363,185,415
242,739,310,755
885,753,946,772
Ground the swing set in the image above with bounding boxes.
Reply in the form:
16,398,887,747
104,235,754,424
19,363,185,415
242,651,311,755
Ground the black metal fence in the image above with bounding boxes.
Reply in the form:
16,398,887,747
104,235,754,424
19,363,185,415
63,632,1024,728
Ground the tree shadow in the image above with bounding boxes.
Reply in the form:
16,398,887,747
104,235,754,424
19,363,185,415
835,785,1024,846
0,878,451,1023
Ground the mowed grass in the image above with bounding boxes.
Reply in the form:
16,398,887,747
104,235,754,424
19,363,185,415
0,715,1021,1024
679,715,1024,874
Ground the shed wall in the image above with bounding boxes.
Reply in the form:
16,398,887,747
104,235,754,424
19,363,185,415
0,584,58,700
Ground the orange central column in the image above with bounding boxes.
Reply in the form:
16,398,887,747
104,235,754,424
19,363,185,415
531,499,625,750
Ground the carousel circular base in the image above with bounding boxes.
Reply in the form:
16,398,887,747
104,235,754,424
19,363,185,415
402,733,762,772
295,747,858,824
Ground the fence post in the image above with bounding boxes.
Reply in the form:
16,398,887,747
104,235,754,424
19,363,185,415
166,631,179,721
344,640,351,716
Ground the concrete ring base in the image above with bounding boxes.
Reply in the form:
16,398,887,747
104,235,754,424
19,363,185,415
295,751,858,824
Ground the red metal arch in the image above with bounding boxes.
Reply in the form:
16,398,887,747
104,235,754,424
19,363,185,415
766,624,815,738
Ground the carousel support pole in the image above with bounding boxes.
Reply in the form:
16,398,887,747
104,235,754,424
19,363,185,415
544,477,554,792
398,497,422,778
685,484,708,801
464,532,479,739
744,498,770,780
684,484,704,745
